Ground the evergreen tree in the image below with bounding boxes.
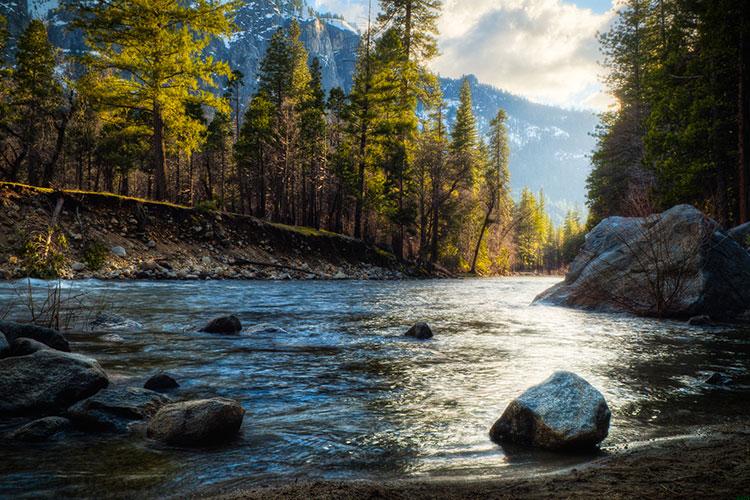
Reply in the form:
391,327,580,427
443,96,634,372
72,0,238,200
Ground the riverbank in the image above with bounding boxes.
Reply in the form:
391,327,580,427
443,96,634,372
209,424,750,499
0,182,434,281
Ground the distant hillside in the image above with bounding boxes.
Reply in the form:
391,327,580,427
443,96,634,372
1,0,598,221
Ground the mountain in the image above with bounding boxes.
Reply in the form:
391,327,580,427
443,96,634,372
1,0,598,221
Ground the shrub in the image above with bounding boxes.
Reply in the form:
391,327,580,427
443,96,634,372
83,240,109,271
21,227,69,279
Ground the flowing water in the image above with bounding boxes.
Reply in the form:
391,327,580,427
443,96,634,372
1,277,749,498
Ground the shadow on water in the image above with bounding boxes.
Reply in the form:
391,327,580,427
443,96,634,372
0,277,749,496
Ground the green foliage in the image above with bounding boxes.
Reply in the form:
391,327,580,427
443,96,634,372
82,240,108,271
21,227,69,279
194,199,219,213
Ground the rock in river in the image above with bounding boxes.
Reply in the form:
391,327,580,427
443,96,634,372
68,386,171,432
0,350,109,416
144,372,180,392
490,371,611,450
147,398,245,446
534,205,750,320
7,416,72,442
10,337,51,357
405,322,433,340
0,321,69,352
200,315,242,334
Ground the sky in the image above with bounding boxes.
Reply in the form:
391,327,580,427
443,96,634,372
311,0,617,110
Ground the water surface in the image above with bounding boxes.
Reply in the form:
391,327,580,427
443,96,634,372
1,277,748,497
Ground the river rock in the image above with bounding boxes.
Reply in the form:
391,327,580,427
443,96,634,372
688,315,713,326
10,337,51,356
68,386,171,432
0,332,9,358
534,205,750,320
405,322,433,340
200,315,242,334
705,372,733,385
147,398,245,446
144,372,180,392
7,416,72,442
71,262,86,272
490,371,611,450
111,246,127,258
0,350,109,416
0,321,70,352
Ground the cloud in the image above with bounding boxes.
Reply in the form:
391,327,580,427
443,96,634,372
432,0,616,110
311,0,372,26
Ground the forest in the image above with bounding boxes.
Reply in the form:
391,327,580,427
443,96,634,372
0,0,585,275
587,0,750,228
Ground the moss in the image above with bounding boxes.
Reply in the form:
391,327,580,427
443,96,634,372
269,222,337,238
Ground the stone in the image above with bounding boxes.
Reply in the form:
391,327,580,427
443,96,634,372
68,386,171,432
405,323,433,340
72,262,86,272
200,315,242,334
0,350,109,416
688,315,713,326
90,313,143,331
201,256,212,266
534,205,750,320
147,398,245,446
147,240,157,249
490,371,611,450
0,321,69,352
111,246,127,258
0,332,9,358
705,372,733,386
7,416,72,442
144,372,180,392
10,337,51,356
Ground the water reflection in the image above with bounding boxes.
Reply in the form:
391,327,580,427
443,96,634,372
0,277,748,496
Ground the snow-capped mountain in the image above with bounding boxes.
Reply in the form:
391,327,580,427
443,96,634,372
1,0,598,219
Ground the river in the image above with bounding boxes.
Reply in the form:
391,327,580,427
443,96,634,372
1,277,748,497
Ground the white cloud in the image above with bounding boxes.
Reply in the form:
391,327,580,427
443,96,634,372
311,0,372,26
433,0,616,110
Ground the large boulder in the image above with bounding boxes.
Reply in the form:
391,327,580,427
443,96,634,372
534,205,750,319
10,337,52,356
147,398,245,446
7,416,72,442
490,371,611,450
200,315,242,334
0,321,70,352
0,350,109,416
68,386,171,432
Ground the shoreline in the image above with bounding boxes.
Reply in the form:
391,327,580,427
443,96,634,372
206,425,750,499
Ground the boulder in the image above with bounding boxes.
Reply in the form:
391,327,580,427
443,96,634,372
0,350,109,416
534,205,750,320
405,322,433,340
71,262,86,272
144,372,180,392
490,371,611,450
68,386,170,432
10,337,51,356
0,321,69,352
200,315,242,334
0,332,9,358
147,398,245,446
111,246,127,258
7,416,72,442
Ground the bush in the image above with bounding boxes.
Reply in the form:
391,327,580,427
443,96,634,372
21,227,69,279
83,240,109,271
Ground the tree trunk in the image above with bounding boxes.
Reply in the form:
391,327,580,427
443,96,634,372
152,103,168,200
470,201,495,274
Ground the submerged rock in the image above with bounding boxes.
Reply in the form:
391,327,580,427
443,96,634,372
200,315,242,334
7,416,72,442
688,315,713,327
68,386,170,432
147,398,245,446
490,371,611,450
405,322,433,340
0,350,109,416
534,205,750,320
0,321,69,352
144,372,180,392
90,313,143,331
10,337,51,357
705,372,733,386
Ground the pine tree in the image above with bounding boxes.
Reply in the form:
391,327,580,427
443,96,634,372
236,92,274,217
72,0,238,201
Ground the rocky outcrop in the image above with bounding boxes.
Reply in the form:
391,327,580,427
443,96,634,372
490,371,611,450
0,350,109,416
405,323,433,340
0,321,70,352
147,398,245,446
7,416,73,442
535,205,750,319
200,315,242,334
144,372,180,392
68,386,170,432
